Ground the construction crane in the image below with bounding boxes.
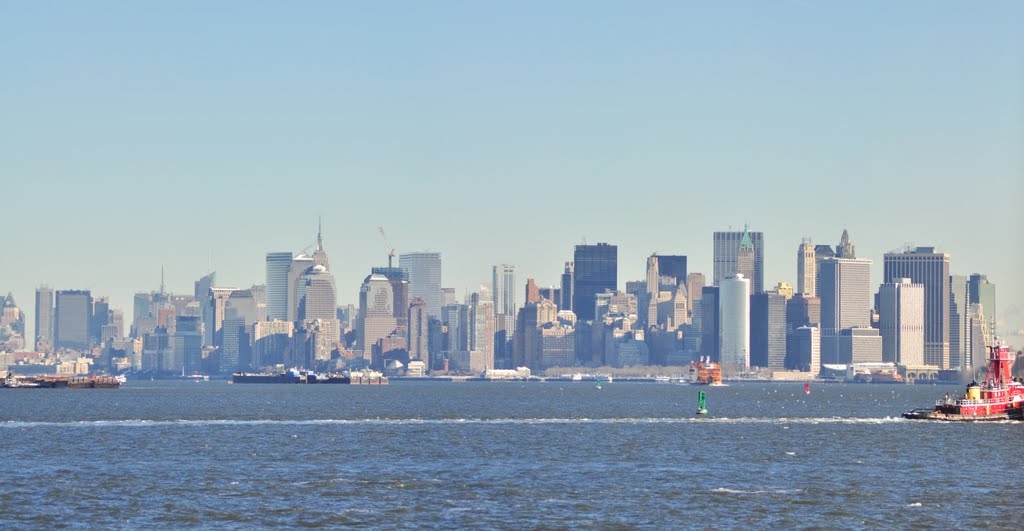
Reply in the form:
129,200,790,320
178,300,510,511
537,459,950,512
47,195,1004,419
378,226,396,268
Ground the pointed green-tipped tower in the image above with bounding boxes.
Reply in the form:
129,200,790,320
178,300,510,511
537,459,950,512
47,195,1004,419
739,222,754,251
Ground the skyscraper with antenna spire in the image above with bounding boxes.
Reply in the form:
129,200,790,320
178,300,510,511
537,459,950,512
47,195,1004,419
286,221,332,323
312,217,329,271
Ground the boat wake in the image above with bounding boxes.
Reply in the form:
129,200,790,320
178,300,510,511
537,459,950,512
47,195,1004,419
0,416,911,428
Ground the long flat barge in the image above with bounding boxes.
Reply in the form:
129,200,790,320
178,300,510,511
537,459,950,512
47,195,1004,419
3,373,121,389
232,369,387,385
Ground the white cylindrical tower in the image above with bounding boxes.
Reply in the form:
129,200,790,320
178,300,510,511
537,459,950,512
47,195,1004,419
720,274,751,369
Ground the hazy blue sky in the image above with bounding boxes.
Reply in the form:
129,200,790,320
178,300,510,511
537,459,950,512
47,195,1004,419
3,1,1023,346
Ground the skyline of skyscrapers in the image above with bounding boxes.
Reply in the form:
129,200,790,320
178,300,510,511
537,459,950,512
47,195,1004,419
2,222,1010,380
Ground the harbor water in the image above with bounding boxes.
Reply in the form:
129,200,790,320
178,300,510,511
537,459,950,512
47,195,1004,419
1,381,1021,528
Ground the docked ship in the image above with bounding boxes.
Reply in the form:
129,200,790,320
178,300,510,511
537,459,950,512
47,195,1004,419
688,357,723,385
903,343,1024,421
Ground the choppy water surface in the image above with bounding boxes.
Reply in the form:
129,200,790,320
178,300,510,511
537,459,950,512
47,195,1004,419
1,381,1021,528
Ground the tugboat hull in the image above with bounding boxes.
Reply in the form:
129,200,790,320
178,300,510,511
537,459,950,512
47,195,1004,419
902,408,1016,422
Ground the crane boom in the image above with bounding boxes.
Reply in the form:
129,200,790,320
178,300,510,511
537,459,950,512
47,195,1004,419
377,226,396,268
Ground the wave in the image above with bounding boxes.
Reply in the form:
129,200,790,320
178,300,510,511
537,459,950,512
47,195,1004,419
710,487,803,495
0,416,910,428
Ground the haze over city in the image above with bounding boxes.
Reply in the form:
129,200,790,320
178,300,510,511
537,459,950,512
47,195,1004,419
3,1,1023,347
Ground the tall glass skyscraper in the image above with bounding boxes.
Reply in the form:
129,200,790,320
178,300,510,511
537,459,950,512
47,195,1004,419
492,264,517,317
55,290,92,350
371,267,410,327
408,298,430,365
572,243,617,321
797,241,816,297
399,252,442,319
968,273,996,345
359,273,398,364
34,285,53,351
297,265,337,322
655,255,687,286
883,247,950,369
949,275,970,370
287,254,315,323
713,226,764,293
265,252,292,321
878,278,925,366
750,291,786,369
819,258,875,364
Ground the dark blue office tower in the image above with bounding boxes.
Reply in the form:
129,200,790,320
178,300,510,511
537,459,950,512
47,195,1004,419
571,243,617,321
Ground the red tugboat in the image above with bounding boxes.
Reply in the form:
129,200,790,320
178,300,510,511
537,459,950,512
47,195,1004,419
904,343,1024,421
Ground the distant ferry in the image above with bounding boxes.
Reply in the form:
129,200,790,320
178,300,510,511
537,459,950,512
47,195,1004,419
688,358,723,385
849,366,904,384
